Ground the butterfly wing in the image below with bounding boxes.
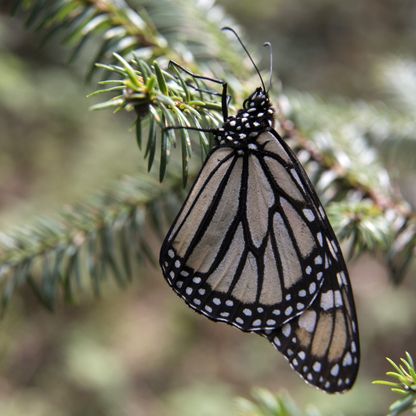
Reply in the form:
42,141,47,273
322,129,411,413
262,265,359,393
258,129,360,392
160,129,342,332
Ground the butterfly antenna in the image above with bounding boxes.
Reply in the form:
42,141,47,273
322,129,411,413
222,26,266,91
264,42,273,92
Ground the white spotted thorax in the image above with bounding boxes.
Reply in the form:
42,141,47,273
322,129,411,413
216,88,274,150
160,83,360,394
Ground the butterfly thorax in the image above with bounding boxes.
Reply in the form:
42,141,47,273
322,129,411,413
216,88,274,148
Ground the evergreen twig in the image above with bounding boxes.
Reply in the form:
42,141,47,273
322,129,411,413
237,388,322,416
373,352,416,416
0,173,184,312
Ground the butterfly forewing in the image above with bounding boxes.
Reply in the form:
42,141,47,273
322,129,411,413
160,130,340,332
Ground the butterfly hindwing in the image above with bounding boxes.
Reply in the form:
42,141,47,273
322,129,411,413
160,129,342,332
262,263,359,393
255,129,360,392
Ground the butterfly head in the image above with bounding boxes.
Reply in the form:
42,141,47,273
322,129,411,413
244,87,270,110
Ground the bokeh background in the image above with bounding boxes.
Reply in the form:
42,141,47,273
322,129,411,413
1,1,416,415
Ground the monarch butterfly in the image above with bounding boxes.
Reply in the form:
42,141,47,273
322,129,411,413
159,27,359,393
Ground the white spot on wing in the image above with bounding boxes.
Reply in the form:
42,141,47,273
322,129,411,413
334,290,343,307
330,364,340,376
314,255,323,265
298,310,317,332
282,324,291,337
343,352,352,366
285,306,293,316
313,362,322,372
320,291,334,310
309,282,316,294
337,271,347,286
303,208,315,222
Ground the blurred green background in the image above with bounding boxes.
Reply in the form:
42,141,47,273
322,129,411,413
1,1,416,415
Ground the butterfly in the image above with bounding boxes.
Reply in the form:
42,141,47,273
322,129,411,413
159,27,359,393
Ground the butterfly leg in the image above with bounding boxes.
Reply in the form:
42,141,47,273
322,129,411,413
164,126,216,133
168,61,229,121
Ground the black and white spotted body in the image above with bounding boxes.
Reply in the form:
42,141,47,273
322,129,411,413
216,88,274,148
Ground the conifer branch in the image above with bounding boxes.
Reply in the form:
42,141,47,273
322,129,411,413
2,0,248,82
373,352,416,416
89,53,227,185
0,173,184,312
237,388,322,416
